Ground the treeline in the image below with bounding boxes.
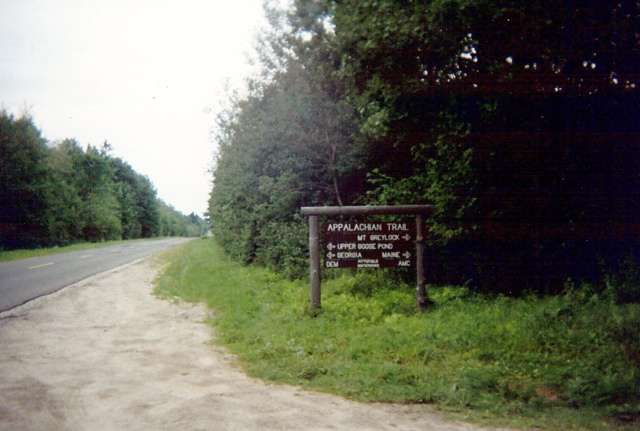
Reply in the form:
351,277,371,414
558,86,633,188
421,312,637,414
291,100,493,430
0,111,207,250
209,1,640,297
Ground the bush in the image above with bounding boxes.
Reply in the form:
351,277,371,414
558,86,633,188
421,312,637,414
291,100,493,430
156,239,640,430
606,257,640,304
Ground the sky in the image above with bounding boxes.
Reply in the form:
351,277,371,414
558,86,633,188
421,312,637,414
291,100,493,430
1,0,277,216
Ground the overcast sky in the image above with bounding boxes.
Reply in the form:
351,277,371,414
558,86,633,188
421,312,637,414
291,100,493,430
1,0,275,216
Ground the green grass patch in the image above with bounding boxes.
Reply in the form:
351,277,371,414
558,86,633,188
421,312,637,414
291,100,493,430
154,238,640,430
0,238,164,262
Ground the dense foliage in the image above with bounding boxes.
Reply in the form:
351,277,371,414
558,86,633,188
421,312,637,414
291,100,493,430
0,111,207,250
209,0,640,297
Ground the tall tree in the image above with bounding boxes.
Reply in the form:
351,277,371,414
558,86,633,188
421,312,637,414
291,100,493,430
45,139,85,244
0,110,203,250
73,145,122,242
110,157,143,239
209,3,362,273
306,0,640,292
208,0,640,292
135,174,160,238
0,111,51,249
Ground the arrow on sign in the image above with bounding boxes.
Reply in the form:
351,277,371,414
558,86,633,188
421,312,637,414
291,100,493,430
403,251,412,259
402,234,411,241
326,252,336,259
326,243,336,250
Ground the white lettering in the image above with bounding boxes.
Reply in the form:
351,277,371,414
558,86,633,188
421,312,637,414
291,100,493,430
338,243,356,250
327,223,383,232
398,260,411,267
382,251,401,258
326,261,339,268
357,243,376,250
337,252,363,259
387,223,409,231
369,234,400,241
377,243,393,250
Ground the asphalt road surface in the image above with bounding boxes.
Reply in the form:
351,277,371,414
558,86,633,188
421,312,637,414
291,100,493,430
0,238,192,312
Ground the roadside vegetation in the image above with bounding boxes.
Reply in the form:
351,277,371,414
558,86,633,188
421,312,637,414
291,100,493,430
155,238,640,431
209,1,640,297
0,111,208,251
199,5,640,427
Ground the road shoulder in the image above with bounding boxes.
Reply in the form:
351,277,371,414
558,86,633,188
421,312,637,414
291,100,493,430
0,258,513,430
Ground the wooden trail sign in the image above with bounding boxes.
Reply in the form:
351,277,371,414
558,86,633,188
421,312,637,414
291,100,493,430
300,205,434,313
324,222,416,268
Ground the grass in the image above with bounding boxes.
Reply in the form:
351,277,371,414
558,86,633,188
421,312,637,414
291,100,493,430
154,238,640,430
0,238,164,262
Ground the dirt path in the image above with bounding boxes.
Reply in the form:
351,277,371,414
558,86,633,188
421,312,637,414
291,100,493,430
0,258,515,431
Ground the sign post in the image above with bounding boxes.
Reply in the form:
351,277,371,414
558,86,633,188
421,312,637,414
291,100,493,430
309,215,321,311
416,214,426,310
300,205,434,313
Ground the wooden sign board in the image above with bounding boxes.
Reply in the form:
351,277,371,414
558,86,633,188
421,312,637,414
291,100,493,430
301,205,434,312
323,222,415,268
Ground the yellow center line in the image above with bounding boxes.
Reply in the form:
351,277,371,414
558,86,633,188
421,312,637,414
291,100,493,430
29,262,55,269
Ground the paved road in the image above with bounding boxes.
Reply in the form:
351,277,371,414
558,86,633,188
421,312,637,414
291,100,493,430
0,238,192,312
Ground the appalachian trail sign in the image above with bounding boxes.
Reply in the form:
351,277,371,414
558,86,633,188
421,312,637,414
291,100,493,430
300,205,434,313
323,222,416,268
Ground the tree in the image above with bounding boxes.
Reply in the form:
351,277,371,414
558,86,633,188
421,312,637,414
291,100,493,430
45,139,85,244
71,145,121,242
157,201,205,237
0,109,205,250
310,0,640,292
209,2,364,274
110,157,143,239
135,175,160,238
208,0,640,292
0,111,51,249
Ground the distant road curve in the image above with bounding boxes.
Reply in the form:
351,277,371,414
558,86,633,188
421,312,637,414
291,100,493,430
0,238,193,312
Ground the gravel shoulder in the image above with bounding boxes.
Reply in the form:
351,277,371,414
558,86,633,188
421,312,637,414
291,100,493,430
0,258,516,430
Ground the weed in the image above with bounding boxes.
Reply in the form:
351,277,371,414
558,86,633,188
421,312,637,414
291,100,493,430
155,238,640,431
